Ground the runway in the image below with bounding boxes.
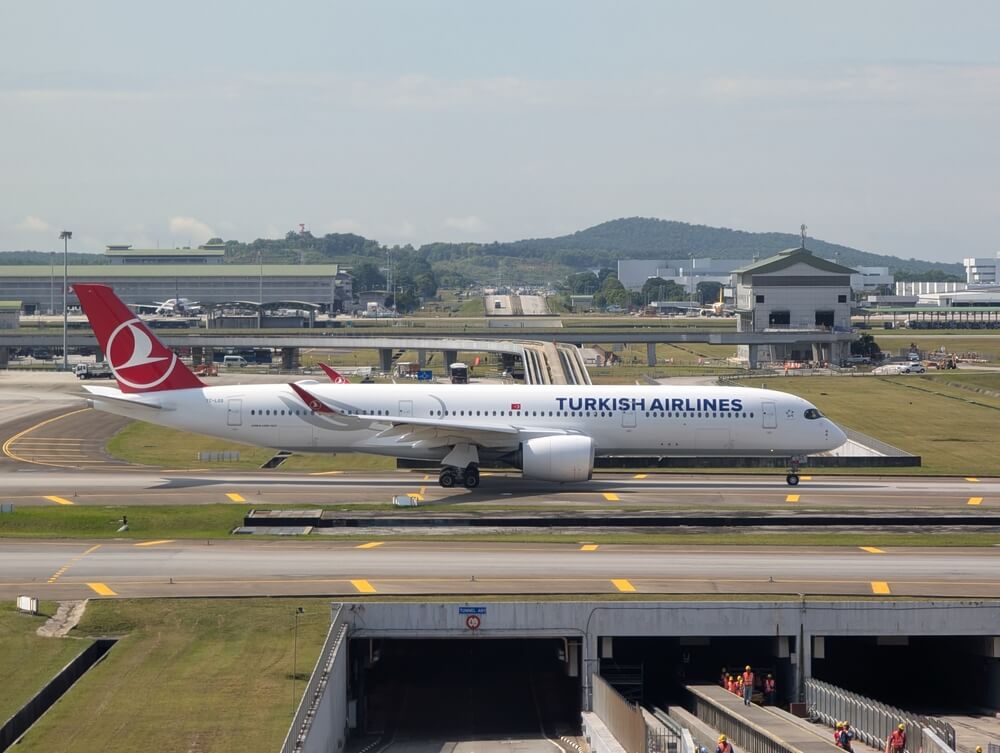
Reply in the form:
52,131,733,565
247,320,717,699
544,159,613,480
1,538,997,600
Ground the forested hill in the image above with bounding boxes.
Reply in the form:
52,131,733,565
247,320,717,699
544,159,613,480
0,218,965,283
420,217,964,278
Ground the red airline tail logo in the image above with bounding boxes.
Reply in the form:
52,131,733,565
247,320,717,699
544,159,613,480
318,363,350,384
72,284,205,393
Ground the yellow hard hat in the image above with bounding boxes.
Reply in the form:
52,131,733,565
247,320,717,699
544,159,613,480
974,747,981,753
898,724,905,730
719,736,727,742
745,665,751,670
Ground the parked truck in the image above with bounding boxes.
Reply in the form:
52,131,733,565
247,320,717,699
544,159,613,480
74,362,113,380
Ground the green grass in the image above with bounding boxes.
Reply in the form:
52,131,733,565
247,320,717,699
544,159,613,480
761,375,1000,475
15,598,331,753
107,420,394,471
0,601,92,723
2,504,998,546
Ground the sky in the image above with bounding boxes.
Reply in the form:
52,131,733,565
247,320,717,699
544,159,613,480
2,1,999,263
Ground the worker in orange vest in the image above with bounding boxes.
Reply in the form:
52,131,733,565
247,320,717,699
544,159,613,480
888,723,906,753
741,665,754,706
764,674,776,705
838,722,855,753
834,722,844,745
716,735,733,753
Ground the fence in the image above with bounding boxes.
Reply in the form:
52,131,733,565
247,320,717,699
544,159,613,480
687,687,797,753
592,674,648,753
804,679,955,753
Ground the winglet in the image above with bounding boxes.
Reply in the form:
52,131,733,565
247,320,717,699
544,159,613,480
289,382,336,413
318,363,349,384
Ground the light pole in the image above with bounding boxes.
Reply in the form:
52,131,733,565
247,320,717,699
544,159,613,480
291,606,304,716
59,231,72,371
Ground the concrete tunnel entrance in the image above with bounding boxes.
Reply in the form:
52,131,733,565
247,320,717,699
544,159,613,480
598,636,796,707
352,638,582,739
814,636,1000,710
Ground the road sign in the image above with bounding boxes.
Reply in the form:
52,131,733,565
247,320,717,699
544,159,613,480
465,615,481,630
417,370,433,381
459,606,486,615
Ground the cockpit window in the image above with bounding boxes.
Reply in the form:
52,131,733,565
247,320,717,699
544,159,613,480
804,408,823,420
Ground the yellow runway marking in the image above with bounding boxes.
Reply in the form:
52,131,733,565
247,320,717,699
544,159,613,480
356,542,384,549
49,544,102,582
2,408,93,468
612,579,636,592
225,493,246,502
870,581,891,595
580,544,599,551
799,476,812,481
87,582,117,596
603,492,620,501
423,474,431,481
860,546,885,554
786,494,800,503
44,496,74,506
965,477,979,482
968,497,983,506
409,492,425,502
633,474,648,479
82,544,103,555
350,579,377,593
134,540,175,547
307,471,343,476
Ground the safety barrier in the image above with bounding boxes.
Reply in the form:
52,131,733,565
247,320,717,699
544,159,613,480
687,686,798,753
280,606,348,753
592,674,648,753
804,679,955,753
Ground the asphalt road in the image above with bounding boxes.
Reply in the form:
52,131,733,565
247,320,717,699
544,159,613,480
1,538,997,600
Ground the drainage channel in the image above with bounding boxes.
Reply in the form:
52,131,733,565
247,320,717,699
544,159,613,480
242,510,1000,529
0,638,116,751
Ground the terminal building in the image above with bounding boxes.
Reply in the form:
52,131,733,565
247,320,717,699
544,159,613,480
731,247,856,366
0,245,353,314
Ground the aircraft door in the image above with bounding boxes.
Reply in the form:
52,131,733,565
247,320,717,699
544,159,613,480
398,400,413,417
762,400,777,429
227,398,243,427
621,410,636,428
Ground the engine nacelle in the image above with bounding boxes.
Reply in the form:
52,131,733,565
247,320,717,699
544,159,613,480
519,435,594,482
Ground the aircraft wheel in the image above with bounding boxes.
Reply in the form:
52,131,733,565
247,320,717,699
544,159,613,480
463,469,480,489
439,469,457,488
786,473,800,486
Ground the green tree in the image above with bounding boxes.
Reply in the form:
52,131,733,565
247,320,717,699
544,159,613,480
353,261,386,292
641,277,686,302
696,281,723,304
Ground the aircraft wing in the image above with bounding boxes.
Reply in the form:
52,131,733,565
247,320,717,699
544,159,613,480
288,382,565,446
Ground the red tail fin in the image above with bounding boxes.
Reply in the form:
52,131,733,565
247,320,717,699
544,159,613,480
72,283,205,393
318,363,350,384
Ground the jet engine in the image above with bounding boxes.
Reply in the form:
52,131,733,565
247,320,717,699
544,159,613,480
517,435,594,482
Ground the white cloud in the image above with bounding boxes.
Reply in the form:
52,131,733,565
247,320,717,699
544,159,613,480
168,216,215,243
15,215,51,233
443,215,486,233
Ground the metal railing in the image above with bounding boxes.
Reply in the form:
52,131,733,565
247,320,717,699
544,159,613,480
592,674,649,753
687,687,795,753
804,679,955,753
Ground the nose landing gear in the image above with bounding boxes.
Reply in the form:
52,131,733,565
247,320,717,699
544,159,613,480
786,456,803,486
439,463,480,489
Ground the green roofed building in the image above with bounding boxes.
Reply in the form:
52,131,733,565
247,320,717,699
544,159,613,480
0,263,352,314
731,246,857,366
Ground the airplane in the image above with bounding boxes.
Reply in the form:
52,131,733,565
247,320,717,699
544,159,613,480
318,363,350,383
71,283,847,489
136,298,202,316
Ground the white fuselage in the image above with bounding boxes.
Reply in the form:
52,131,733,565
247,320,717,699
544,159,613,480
86,382,847,461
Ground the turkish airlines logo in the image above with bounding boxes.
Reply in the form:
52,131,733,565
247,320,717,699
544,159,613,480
106,318,178,390
510,403,521,410
333,375,348,384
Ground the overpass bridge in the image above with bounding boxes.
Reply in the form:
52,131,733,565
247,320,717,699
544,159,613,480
0,325,853,370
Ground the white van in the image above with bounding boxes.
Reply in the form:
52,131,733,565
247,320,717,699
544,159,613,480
222,355,248,368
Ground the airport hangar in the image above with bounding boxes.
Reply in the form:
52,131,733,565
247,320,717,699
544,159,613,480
0,245,353,314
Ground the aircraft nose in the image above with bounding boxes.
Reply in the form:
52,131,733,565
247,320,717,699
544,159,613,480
827,420,848,449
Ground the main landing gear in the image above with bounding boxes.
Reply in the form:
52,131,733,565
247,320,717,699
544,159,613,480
439,464,480,489
786,456,802,486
